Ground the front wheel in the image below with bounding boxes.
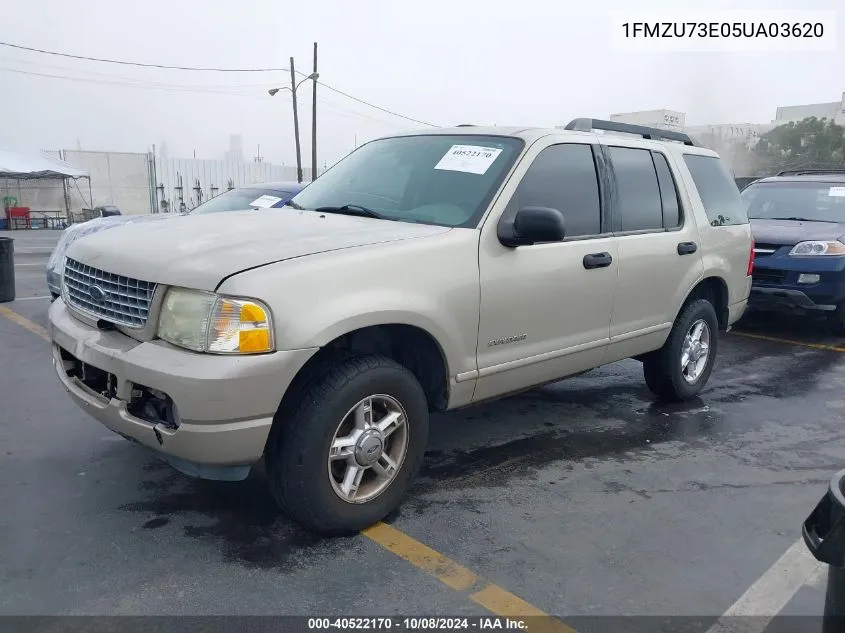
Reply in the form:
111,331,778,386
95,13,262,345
643,299,719,402
266,354,429,535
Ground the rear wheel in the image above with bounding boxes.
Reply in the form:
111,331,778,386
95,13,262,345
266,354,429,536
643,299,719,402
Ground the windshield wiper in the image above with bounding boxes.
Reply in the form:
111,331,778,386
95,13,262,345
284,200,305,210
769,216,814,222
315,204,392,220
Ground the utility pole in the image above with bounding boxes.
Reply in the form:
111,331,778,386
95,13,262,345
311,42,318,182
290,56,303,183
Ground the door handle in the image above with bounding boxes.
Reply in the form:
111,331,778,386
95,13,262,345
583,252,613,269
677,241,698,255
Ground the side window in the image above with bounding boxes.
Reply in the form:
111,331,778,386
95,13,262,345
652,153,682,228
682,154,749,226
608,146,663,232
509,143,601,237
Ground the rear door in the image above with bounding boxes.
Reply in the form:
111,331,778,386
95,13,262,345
601,142,704,362
677,153,753,319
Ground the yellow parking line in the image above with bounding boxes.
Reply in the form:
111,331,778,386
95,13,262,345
1,306,575,631
732,330,845,353
364,522,577,632
0,305,50,341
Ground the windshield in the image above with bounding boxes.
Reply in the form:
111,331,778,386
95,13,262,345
190,187,293,215
289,134,524,228
741,181,845,222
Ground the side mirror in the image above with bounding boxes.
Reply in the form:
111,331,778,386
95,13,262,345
499,206,566,247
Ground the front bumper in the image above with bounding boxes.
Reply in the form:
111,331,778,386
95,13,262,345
48,298,317,478
748,287,837,313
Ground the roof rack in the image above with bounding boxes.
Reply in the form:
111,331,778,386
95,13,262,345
562,118,699,147
775,169,845,176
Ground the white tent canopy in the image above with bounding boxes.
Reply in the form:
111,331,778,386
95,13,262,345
0,149,88,179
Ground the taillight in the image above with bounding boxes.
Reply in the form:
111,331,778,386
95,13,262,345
747,238,755,276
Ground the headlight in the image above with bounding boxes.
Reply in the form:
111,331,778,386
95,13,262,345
789,241,845,256
157,287,274,354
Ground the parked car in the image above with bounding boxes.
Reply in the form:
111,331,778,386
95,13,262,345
740,169,845,332
48,120,752,534
96,205,122,217
45,181,306,298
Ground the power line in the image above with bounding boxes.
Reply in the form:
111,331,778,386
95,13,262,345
0,41,288,72
315,81,437,127
0,40,439,127
0,65,412,128
0,67,268,99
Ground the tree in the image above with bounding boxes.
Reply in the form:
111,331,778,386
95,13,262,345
751,116,845,176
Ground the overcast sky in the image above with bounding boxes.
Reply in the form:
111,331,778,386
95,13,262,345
1,0,843,167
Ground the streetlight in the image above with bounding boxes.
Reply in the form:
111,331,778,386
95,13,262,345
269,60,319,184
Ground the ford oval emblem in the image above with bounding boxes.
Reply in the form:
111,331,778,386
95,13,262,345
88,285,106,302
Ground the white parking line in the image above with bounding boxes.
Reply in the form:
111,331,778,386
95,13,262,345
13,262,47,266
14,295,52,301
705,538,822,633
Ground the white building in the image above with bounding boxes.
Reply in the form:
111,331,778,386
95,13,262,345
609,109,686,131
773,92,845,125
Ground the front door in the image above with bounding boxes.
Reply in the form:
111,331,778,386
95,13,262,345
473,140,618,403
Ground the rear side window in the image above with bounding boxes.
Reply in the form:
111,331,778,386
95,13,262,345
608,146,664,232
508,143,601,237
683,154,749,226
652,153,682,228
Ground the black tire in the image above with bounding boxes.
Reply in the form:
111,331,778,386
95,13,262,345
643,299,719,402
266,354,429,536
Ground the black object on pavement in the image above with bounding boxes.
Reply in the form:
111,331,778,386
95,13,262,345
803,468,845,632
0,237,15,303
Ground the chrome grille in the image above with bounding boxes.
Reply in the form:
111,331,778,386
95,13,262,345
63,258,156,328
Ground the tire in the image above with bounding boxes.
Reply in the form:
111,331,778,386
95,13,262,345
266,354,429,536
643,299,719,402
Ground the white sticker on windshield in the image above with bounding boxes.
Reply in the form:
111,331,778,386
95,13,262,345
250,195,283,208
434,145,503,175
829,187,845,197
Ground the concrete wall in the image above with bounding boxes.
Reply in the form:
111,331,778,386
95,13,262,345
61,150,152,216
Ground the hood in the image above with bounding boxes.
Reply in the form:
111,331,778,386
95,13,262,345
66,208,451,291
47,213,178,272
750,218,845,246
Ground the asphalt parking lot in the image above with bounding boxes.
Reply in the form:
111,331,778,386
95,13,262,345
0,229,841,629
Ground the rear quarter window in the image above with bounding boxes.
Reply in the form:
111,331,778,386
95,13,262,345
682,154,749,226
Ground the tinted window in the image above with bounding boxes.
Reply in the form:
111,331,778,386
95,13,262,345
291,135,524,228
683,154,749,226
653,153,682,228
741,181,845,222
507,143,601,237
609,146,663,231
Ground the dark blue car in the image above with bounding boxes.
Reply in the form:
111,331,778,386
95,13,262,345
741,170,845,332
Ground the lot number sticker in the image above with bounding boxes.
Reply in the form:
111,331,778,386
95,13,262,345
829,187,845,197
250,195,283,208
434,145,503,175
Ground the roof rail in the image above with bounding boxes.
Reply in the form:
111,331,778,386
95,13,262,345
775,168,845,176
563,118,698,146
456,124,476,127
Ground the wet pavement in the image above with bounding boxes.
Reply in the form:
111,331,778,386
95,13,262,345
0,246,841,624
